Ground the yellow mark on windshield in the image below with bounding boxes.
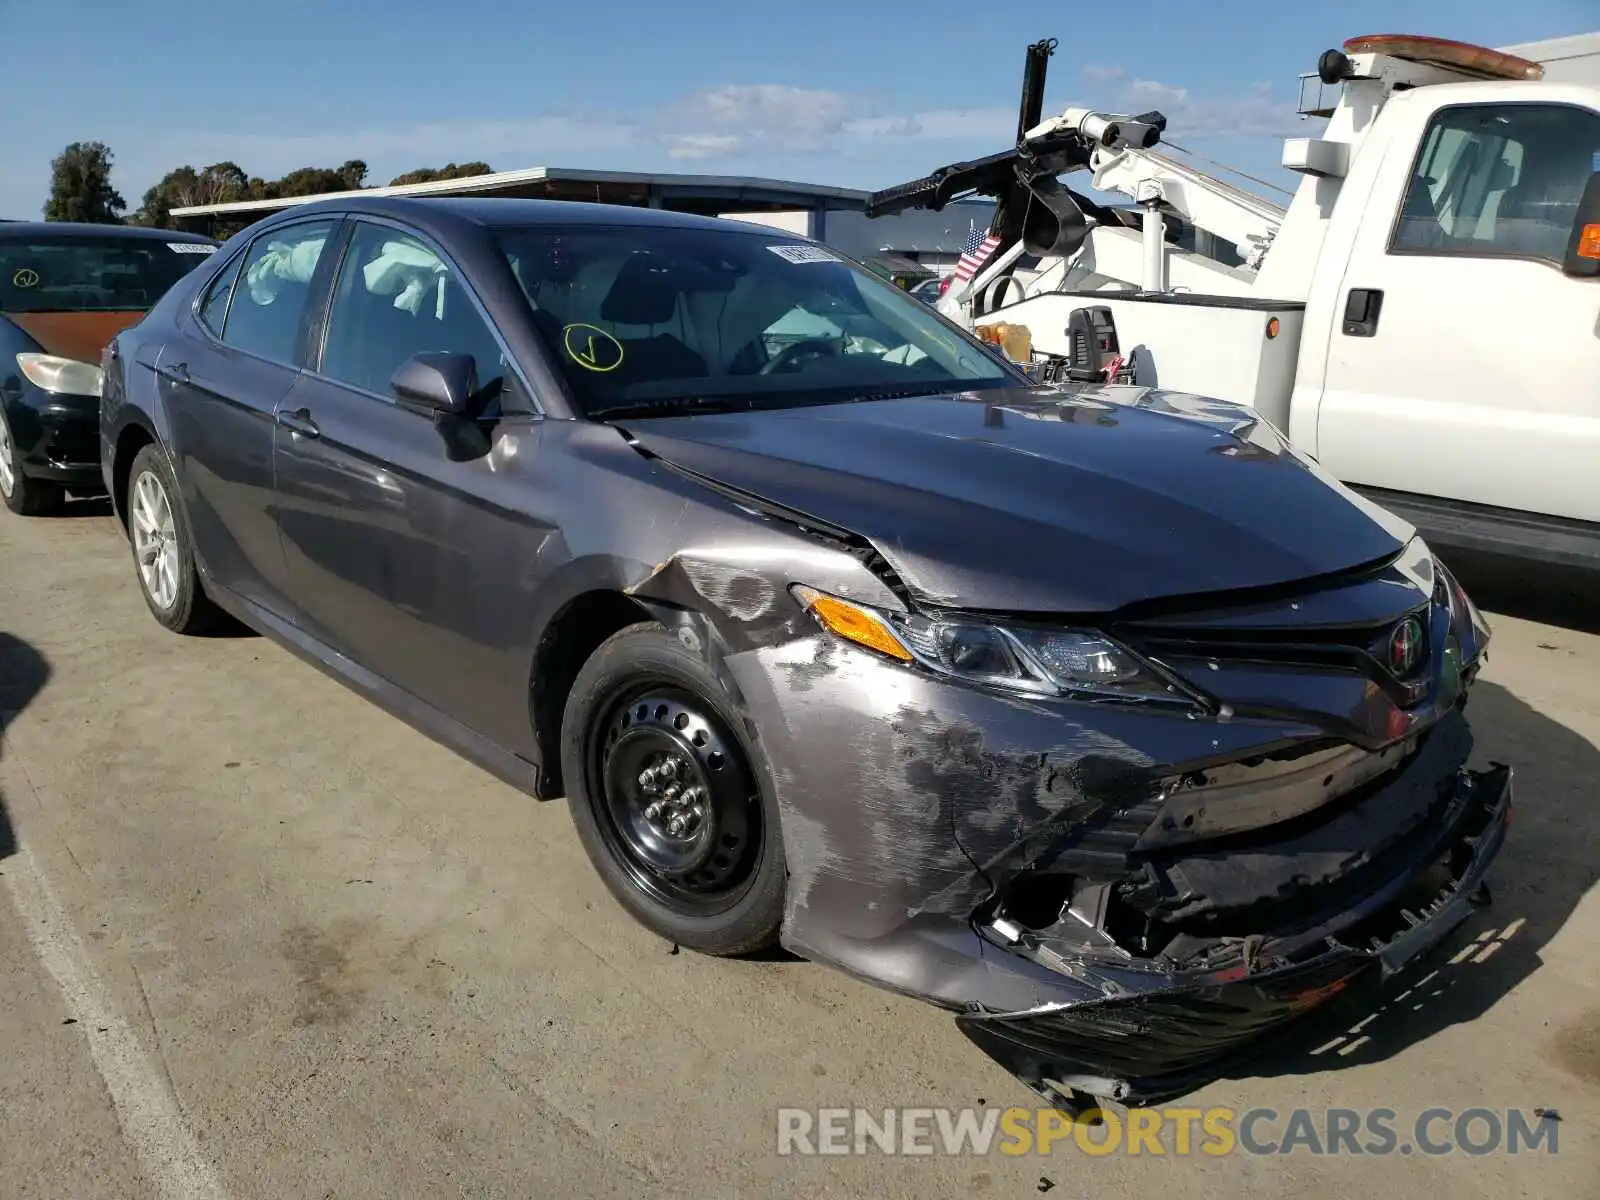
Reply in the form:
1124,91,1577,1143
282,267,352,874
562,323,625,373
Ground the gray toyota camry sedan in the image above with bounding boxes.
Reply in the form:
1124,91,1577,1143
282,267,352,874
99,196,1510,1110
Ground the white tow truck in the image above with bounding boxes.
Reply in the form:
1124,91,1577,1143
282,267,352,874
867,33,1600,570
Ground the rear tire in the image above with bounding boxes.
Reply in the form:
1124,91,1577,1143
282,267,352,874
125,444,222,634
0,407,64,516
560,621,786,956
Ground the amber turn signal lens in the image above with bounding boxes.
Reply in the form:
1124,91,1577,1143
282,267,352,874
793,587,913,662
1578,223,1600,261
1265,317,1280,339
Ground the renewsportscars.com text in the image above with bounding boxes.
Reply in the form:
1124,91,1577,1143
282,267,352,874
776,1105,1560,1157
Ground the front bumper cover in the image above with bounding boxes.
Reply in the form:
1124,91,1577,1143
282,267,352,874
4,386,101,486
957,759,1511,1109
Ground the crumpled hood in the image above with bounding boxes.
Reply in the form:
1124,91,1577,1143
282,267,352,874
622,386,1414,613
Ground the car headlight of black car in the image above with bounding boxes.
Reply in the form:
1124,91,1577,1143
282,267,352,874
790,584,1200,705
16,352,103,398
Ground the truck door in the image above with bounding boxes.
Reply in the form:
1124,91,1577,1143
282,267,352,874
1310,91,1600,524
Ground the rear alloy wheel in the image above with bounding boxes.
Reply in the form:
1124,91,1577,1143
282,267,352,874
125,443,221,634
561,622,786,955
0,406,64,516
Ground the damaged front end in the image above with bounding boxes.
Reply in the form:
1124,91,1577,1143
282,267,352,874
671,521,1512,1110
963,720,1509,1109
949,544,1510,1109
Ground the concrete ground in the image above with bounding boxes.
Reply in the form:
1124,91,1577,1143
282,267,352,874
1,501,1595,1200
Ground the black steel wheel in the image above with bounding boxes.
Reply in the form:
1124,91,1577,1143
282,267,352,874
594,685,762,911
560,622,786,955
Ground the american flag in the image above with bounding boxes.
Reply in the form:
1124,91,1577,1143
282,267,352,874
952,224,1001,284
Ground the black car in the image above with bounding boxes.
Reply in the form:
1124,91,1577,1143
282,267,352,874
0,221,218,513
100,196,1509,1111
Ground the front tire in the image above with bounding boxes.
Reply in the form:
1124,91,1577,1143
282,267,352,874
125,444,221,634
560,621,786,956
0,406,64,516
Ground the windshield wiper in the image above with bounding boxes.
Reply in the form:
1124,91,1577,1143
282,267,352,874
587,396,755,421
845,384,965,403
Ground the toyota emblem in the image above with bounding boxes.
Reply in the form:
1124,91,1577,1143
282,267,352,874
1387,615,1425,675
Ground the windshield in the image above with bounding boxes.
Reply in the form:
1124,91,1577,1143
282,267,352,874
494,224,1023,418
0,235,217,314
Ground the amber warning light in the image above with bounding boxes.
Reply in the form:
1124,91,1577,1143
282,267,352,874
1342,34,1545,82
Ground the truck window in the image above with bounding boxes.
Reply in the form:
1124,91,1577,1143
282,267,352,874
1390,103,1600,267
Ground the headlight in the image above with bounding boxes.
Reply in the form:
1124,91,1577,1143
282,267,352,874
790,584,1200,705
16,352,103,398
1435,557,1491,665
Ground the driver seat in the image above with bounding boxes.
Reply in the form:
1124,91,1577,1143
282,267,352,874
597,255,707,382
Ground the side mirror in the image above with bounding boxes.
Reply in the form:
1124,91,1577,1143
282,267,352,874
390,351,476,417
1562,171,1600,279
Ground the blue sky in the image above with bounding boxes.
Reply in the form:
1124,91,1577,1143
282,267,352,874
0,0,1591,220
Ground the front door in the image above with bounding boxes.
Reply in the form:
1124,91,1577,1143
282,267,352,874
1311,94,1600,523
163,217,340,613
272,218,557,747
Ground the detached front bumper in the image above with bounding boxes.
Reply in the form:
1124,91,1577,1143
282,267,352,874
957,759,1511,1109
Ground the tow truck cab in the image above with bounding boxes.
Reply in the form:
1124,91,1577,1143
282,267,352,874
1286,38,1600,568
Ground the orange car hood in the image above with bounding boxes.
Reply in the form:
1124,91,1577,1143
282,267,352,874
3,310,147,364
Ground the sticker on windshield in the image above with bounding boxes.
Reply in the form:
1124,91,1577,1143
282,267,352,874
767,244,839,265
562,323,625,373
168,243,217,255
12,268,39,289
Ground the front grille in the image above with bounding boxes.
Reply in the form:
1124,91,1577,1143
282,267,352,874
1112,556,1442,709
1123,601,1432,683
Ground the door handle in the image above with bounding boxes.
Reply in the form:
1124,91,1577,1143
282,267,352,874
275,407,320,439
1342,288,1384,337
157,360,190,384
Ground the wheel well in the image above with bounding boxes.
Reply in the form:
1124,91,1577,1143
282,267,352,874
110,424,156,533
531,590,656,799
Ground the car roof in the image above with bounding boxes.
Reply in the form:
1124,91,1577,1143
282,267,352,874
266,194,787,239
0,221,218,245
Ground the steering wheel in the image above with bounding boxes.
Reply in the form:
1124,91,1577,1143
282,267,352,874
759,337,842,375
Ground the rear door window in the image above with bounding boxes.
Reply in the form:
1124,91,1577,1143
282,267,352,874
220,220,338,365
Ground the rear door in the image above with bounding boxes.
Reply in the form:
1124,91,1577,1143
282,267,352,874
272,216,556,745
1310,91,1600,522
163,217,341,613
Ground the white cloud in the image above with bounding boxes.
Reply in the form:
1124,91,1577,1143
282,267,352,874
1080,64,1126,84
665,133,744,160
645,73,1299,165
853,107,1014,142
671,84,854,151
1080,74,1299,139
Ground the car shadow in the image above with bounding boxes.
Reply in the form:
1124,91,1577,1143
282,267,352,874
0,632,52,861
1440,546,1600,636
56,494,114,519
1227,678,1598,1090
190,611,259,640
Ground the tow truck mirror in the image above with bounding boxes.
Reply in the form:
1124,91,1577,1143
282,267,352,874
1562,172,1600,279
